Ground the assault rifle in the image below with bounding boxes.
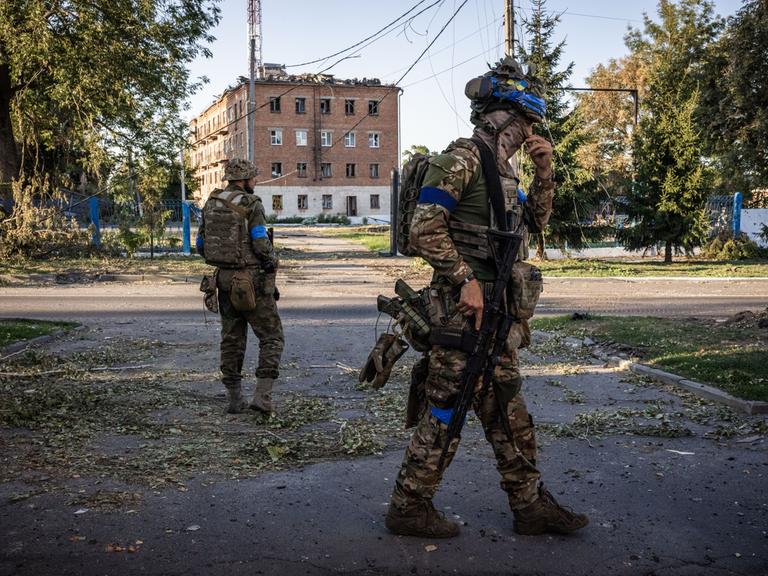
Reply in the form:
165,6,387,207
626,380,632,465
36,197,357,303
438,227,523,466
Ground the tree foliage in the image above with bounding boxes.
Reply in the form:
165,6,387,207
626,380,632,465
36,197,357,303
0,0,220,187
518,0,605,256
618,0,720,262
699,0,768,193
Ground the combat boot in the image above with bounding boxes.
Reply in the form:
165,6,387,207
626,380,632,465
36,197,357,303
385,500,460,539
225,385,248,414
249,377,274,414
513,484,589,535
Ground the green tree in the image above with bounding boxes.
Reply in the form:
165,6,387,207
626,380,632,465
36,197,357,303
518,0,605,257
402,144,432,164
0,0,220,188
619,0,720,262
699,0,768,193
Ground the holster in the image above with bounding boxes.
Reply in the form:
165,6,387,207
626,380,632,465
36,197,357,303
405,355,429,429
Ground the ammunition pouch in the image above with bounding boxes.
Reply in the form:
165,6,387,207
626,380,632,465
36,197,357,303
509,262,543,320
448,220,490,261
229,269,257,312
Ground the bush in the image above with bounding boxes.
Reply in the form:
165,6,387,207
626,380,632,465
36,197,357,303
702,232,765,260
316,213,351,225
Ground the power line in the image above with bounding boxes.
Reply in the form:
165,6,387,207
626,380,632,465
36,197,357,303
284,0,439,68
326,0,472,152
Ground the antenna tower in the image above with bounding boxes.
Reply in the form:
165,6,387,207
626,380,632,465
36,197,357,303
247,0,263,162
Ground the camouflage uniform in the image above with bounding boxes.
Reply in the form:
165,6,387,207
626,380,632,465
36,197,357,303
197,174,284,410
390,138,555,513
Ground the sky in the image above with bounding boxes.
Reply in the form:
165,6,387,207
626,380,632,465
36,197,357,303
185,0,744,155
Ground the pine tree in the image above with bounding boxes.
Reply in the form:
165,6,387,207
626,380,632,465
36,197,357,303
518,0,605,257
619,0,720,262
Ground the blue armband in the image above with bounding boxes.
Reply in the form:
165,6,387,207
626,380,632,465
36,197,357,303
418,187,458,213
195,235,204,253
517,188,527,203
430,405,455,425
250,225,268,240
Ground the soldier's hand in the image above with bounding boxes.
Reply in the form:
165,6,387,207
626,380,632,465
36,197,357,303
524,135,553,178
458,279,483,331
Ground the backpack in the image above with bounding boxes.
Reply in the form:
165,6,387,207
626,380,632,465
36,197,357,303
202,190,254,268
396,153,432,256
396,138,507,256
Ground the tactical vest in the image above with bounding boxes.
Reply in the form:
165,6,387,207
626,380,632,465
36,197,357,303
202,188,260,269
444,138,526,274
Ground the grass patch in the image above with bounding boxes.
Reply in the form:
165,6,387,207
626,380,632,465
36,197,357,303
318,227,391,253
0,319,78,349
533,258,768,278
530,313,768,402
0,255,210,277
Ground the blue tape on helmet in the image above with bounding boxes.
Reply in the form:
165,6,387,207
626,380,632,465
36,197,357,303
490,77,547,118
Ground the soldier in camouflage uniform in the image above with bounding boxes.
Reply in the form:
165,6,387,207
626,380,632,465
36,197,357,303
197,158,284,414
385,58,589,538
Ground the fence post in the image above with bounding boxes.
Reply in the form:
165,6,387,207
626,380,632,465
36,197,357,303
733,192,743,236
89,196,101,247
182,201,191,256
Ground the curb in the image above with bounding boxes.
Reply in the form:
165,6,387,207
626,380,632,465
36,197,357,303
0,324,86,358
602,355,768,416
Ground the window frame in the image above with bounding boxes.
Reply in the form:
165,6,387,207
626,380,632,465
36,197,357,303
296,162,308,178
271,162,283,178
270,128,283,146
370,194,380,209
297,194,308,210
269,96,281,113
320,130,333,147
344,132,356,148
319,97,331,115
345,99,355,115
368,132,380,148
345,163,356,178
295,129,308,147
320,162,332,178
295,97,306,114
272,195,283,211
369,163,380,178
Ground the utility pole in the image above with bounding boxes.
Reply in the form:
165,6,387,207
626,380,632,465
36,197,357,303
247,0,263,163
504,0,514,57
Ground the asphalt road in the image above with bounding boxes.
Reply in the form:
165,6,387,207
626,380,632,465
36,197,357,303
1,233,767,576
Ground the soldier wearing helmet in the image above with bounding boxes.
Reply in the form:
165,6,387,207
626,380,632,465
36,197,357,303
384,57,588,538
196,158,284,414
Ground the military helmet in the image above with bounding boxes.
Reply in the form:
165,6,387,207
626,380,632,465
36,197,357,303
222,158,258,181
465,56,547,130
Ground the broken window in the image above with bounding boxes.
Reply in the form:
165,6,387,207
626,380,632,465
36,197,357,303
295,97,306,114
297,162,308,178
346,163,356,178
298,195,308,210
369,163,380,178
271,162,282,177
270,96,281,113
368,100,379,115
321,163,332,178
272,195,283,210
322,194,333,209
320,98,331,114
345,99,355,115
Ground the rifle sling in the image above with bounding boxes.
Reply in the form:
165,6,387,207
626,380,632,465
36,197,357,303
470,136,508,232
